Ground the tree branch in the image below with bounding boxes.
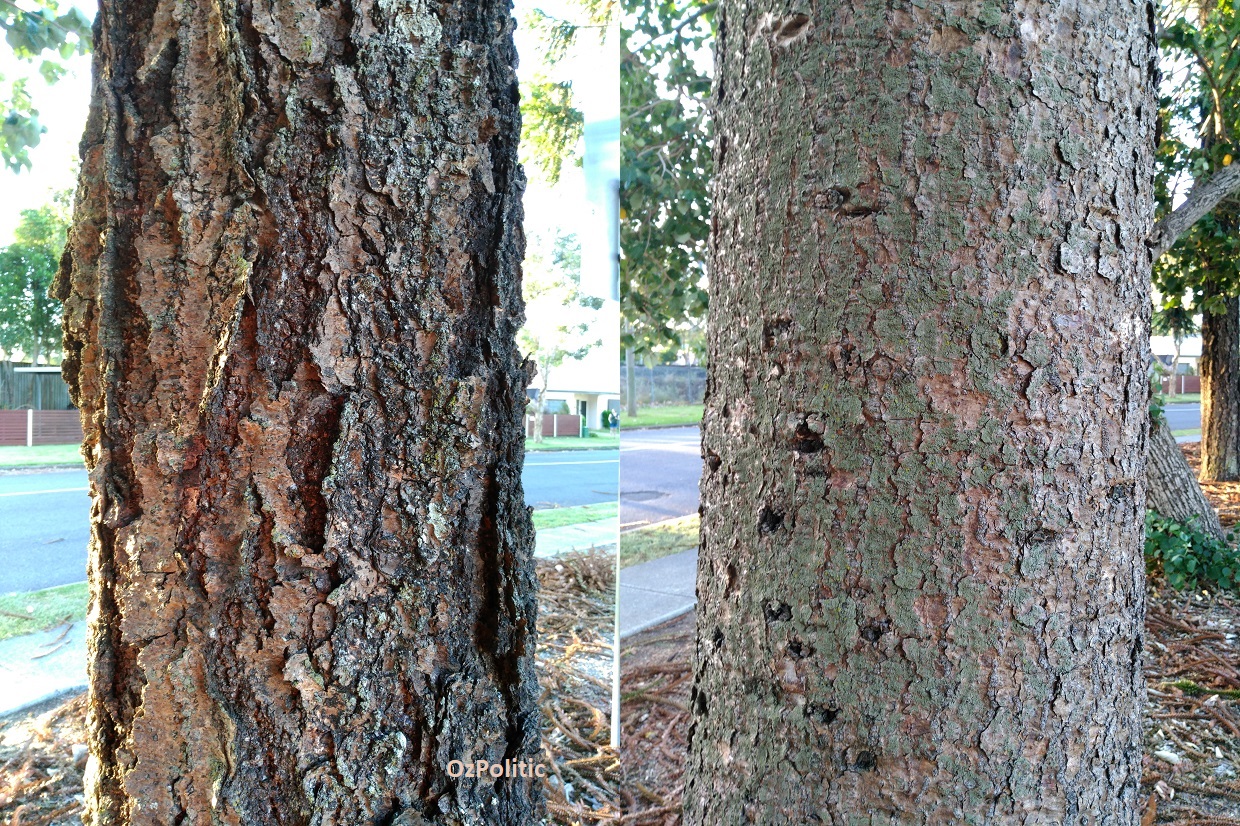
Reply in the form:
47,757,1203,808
1149,162,1240,258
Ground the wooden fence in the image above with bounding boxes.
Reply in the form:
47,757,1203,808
0,410,83,446
525,414,582,439
1161,375,1201,395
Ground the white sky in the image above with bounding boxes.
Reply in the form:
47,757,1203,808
0,2,616,246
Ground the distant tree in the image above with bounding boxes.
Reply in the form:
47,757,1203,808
1155,3,1240,480
1152,302,1198,384
0,195,69,364
519,233,603,441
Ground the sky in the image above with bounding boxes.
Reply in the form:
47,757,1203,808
0,1,617,246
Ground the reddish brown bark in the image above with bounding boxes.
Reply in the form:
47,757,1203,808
55,2,540,823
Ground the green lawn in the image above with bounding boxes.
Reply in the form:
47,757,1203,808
620,514,699,568
1164,393,1201,404
619,404,704,430
532,501,618,531
0,443,84,468
0,581,88,643
1172,428,1202,438
525,432,619,452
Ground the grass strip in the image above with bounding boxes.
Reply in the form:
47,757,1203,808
620,514,699,568
619,405,703,430
0,582,88,643
525,433,619,452
532,501,618,531
0,444,84,469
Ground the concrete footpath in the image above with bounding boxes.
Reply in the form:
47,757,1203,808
0,519,619,719
618,548,696,639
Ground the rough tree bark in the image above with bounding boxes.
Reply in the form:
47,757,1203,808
686,1,1155,822
1199,289,1240,481
1147,415,1225,539
54,2,540,824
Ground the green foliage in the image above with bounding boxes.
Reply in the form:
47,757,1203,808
520,80,584,185
1145,511,1240,592
1154,3,1240,313
1150,370,1167,424
0,195,70,363
519,232,604,397
519,3,614,183
620,0,713,358
0,1,92,171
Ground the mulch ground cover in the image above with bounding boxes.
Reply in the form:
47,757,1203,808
619,443,1240,825
0,548,618,826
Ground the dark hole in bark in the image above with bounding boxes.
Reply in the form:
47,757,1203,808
787,639,811,659
712,627,724,648
724,563,738,597
706,450,722,471
859,619,889,643
758,505,784,535
774,12,810,43
1021,526,1057,545
791,422,824,454
1108,481,1134,505
763,316,793,350
763,600,792,623
854,750,877,771
694,688,708,716
807,703,839,725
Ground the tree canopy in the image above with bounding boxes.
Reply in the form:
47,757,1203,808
518,232,605,420
1153,1,1240,312
519,2,614,184
0,1,91,171
619,0,712,358
0,194,68,364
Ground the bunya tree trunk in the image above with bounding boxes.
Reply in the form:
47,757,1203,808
54,2,540,824
1146,415,1225,540
686,1,1155,823
1199,290,1240,481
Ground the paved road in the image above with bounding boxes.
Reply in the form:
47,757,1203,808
0,450,618,594
1165,403,1200,432
620,426,702,529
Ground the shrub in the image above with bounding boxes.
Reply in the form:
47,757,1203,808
1144,511,1240,593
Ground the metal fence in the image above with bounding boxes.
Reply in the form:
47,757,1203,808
620,364,706,407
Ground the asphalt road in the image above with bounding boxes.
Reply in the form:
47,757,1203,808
0,450,618,594
620,426,702,529
1165,403,1200,432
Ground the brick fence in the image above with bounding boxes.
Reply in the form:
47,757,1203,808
0,410,84,446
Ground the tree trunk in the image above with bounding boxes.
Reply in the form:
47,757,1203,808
625,345,636,417
1199,291,1240,480
534,364,549,442
687,2,1154,822
1168,341,1181,394
54,3,540,824
1146,415,1225,540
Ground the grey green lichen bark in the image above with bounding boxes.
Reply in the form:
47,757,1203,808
686,1,1156,823
55,1,539,823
